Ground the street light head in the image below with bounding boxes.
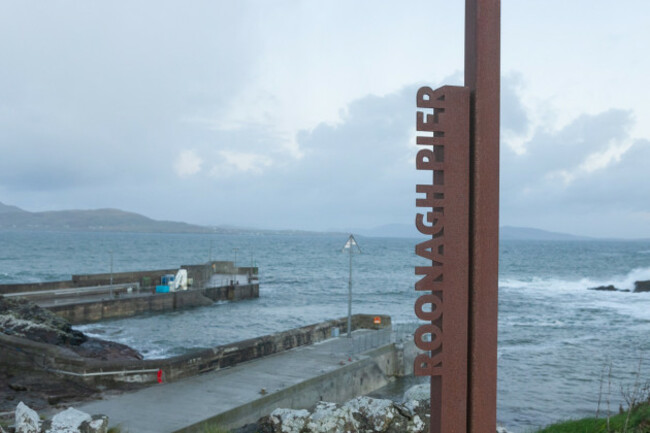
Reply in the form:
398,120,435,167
341,234,362,253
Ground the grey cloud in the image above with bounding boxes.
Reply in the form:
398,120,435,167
0,2,261,193
500,107,649,237
500,73,529,136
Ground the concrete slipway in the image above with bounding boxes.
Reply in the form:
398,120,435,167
75,329,412,433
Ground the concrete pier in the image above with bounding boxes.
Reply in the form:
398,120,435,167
0,261,260,324
74,329,415,433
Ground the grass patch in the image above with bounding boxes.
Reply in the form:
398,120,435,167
536,401,650,433
197,425,232,433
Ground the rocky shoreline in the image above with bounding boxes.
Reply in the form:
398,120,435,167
588,279,650,293
0,296,143,414
3,385,514,433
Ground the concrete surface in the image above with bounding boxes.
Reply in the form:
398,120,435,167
74,329,397,433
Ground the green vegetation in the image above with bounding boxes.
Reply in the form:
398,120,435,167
197,425,232,433
105,422,233,433
536,402,650,433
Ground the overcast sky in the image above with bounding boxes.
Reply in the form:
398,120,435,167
1,1,649,238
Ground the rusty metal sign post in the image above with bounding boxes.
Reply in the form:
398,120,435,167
413,1,500,433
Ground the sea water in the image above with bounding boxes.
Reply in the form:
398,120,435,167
2,230,650,431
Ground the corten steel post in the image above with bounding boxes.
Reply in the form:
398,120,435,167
465,1,500,433
414,86,470,433
414,2,500,433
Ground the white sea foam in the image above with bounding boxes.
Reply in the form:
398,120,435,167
499,266,650,293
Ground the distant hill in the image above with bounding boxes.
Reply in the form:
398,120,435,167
353,223,422,239
0,202,213,233
0,201,598,240
354,223,593,241
499,226,593,241
0,202,27,214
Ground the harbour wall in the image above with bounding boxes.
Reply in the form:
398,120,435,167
0,315,393,388
46,283,259,325
0,261,258,295
186,343,403,432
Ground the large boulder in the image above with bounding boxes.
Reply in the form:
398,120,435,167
41,407,108,433
15,401,40,433
257,396,429,433
13,403,108,433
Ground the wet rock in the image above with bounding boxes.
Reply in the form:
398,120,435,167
1,369,98,414
0,296,86,346
70,337,142,361
0,295,141,361
0,296,141,414
588,285,619,292
9,382,28,392
15,401,40,433
634,280,650,292
258,396,429,433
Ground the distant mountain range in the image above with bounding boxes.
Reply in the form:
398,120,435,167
354,224,594,241
498,226,593,241
1,201,596,240
0,202,213,233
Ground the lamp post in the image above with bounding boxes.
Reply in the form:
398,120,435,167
232,247,239,284
341,235,361,338
109,250,114,298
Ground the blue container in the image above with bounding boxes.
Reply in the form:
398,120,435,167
155,285,170,293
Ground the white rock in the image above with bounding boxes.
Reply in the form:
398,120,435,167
15,402,40,433
263,396,429,433
404,383,430,401
412,414,425,432
306,401,356,433
344,397,394,431
269,408,309,433
46,407,92,433
309,401,338,421
88,417,108,432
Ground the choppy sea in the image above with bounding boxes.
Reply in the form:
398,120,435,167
2,230,650,431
